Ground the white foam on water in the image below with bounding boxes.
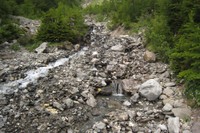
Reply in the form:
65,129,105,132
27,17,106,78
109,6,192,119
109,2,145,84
112,93,124,97
0,48,87,94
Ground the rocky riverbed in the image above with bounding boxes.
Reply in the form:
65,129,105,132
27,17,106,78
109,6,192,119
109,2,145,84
0,16,196,133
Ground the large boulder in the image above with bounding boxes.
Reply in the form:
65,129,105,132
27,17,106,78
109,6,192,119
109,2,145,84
35,42,48,54
139,79,162,101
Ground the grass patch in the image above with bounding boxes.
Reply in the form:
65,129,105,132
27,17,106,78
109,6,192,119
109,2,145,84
24,41,41,52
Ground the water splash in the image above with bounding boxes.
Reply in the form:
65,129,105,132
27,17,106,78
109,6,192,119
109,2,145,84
111,80,124,96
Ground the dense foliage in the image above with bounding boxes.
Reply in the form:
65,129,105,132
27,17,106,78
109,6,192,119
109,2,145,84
86,0,200,105
0,21,22,44
37,3,87,43
0,0,85,44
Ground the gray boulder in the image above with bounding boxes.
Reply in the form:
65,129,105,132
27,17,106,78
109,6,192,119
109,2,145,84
168,117,180,133
130,93,140,103
139,79,162,101
63,98,74,108
162,103,173,112
86,94,97,107
35,42,48,54
110,44,124,51
93,122,106,130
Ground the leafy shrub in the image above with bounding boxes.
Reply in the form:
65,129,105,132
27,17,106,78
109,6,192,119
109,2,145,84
171,22,200,105
37,3,87,43
0,22,22,44
145,14,172,62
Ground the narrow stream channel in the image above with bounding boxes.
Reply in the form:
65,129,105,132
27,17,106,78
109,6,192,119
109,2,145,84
0,47,88,94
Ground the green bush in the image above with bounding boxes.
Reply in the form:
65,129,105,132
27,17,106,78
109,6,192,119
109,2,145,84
37,3,87,43
0,22,22,44
145,14,172,62
171,22,200,105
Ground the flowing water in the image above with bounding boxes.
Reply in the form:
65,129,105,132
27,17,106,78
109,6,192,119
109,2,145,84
0,48,87,94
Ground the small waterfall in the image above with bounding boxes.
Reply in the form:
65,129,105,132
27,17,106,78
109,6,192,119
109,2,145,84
0,48,87,94
111,80,124,96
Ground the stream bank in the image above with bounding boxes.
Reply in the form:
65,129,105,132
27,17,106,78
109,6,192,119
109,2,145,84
0,16,195,133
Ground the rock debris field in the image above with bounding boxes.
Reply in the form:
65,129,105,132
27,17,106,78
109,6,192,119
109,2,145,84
0,16,196,133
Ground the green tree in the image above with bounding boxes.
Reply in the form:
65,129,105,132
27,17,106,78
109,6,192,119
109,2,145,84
171,22,200,105
37,3,87,43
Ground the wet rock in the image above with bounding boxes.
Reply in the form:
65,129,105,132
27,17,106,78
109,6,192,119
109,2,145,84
86,94,97,107
63,98,74,108
35,42,48,54
111,44,124,51
172,108,191,119
139,79,162,101
96,87,112,96
122,79,138,94
130,93,140,103
168,117,180,133
162,103,173,112
143,50,156,62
